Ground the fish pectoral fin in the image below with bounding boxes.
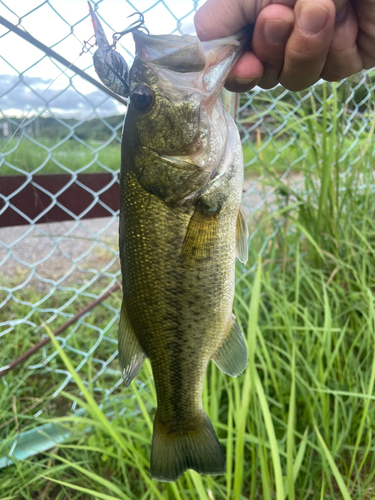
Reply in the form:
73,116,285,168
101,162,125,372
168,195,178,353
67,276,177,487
211,315,248,377
118,300,147,387
181,203,219,265
236,206,249,264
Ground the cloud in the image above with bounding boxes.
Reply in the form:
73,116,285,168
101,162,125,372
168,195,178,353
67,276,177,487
0,74,123,118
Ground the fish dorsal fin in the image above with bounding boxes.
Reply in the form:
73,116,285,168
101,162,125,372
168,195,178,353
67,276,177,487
211,315,248,377
181,204,219,265
236,206,248,264
118,300,147,387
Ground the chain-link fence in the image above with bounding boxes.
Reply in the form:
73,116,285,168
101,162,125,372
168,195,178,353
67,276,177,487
1,0,375,416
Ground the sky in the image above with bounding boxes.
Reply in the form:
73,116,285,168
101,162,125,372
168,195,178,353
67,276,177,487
0,0,204,119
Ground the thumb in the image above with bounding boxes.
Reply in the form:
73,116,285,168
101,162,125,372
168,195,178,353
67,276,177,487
194,0,296,40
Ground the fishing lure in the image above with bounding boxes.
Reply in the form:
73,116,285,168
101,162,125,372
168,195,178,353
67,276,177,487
88,2,147,97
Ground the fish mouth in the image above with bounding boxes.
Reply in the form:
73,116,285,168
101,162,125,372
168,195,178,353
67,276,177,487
133,31,207,72
132,29,246,89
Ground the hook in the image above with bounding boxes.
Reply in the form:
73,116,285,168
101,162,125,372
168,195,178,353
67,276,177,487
112,12,149,44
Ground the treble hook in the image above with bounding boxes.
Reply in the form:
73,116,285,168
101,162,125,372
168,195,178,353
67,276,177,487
112,12,149,44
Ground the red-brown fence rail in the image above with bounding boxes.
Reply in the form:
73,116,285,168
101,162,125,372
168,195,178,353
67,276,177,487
0,173,119,227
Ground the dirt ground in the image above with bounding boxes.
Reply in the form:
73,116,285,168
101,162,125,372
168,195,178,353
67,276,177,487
0,217,120,289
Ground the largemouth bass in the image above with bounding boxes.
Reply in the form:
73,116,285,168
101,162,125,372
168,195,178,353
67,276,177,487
89,8,249,482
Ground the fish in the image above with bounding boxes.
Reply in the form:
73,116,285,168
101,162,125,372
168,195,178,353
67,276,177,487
89,7,249,482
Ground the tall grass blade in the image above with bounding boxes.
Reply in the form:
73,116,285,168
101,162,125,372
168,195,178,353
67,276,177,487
188,471,209,500
48,453,129,500
292,427,308,484
286,346,295,500
38,475,126,500
233,256,261,499
314,426,352,500
255,372,284,500
225,392,234,500
348,292,375,479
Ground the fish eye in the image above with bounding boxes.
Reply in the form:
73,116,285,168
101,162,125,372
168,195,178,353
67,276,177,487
131,85,154,112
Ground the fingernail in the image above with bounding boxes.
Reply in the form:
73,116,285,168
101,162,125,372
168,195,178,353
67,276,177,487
264,20,291,44
234,77,256,86
299,4,329,35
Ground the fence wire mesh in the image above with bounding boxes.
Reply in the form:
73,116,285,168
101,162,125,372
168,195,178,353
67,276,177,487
1,0,375,414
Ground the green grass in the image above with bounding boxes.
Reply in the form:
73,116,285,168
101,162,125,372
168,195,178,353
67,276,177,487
0,137,121,176
2,82,375,498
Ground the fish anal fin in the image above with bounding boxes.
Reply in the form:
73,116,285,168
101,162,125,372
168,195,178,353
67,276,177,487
151,410,225,482
236,206,249,264
181,204,218,265
212,315,248,377
118,300,147,387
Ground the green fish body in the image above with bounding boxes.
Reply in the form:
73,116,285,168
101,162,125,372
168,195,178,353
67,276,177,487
118,30,249,482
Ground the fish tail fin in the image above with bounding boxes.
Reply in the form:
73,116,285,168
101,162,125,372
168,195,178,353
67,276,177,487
150,410,225,482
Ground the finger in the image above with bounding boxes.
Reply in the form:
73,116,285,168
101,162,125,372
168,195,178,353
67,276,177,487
197,2,294,92
225,52,263,92
251,4,295,89
194,0,246,41
194,0,347,42
279,0,336,91
194,0,297,41
355,0,375,69
321,3,362,81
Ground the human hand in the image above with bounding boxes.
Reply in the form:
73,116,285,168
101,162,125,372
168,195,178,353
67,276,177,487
194,0,375,91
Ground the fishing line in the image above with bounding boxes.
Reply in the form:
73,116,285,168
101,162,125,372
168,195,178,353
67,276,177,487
0,51,87,157
0,14,128,159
